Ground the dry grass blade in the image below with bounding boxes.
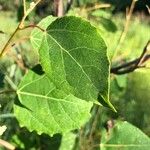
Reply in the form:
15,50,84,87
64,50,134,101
0,139,15,150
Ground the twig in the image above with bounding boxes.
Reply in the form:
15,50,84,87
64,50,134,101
0,89,16,95
87,3,111,12
0,113,15,119
20,0,43,28
5,75,17,90
112,0,137,60
0,26,20,57
111,40,150,75
134,40,149,67
0,139,15,150
23,0,26,15
111,54,150,73
146,5,150,14
0,0,43,58
20,24,45,32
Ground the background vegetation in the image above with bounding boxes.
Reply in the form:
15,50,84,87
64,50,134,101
0,0,150,150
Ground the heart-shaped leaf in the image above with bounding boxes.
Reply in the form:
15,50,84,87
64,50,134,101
38,16,115,110
15,70,92,135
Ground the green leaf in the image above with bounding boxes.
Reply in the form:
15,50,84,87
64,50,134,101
37,16,115,111
91,10,117,33
14,70,92,136
99,17,117,33
30,15,56,50
100,121,150,150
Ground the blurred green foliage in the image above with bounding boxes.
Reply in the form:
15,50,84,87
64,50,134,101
124,69,150,136
0,0,150,149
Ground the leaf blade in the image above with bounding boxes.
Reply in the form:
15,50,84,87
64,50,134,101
100,121,150,150
38,16,114,110
15,70,92,136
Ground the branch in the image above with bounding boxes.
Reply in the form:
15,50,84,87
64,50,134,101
111,54,150,73
111,40,150,75
20,24,45,32
0,25,20,57
0,0,43,58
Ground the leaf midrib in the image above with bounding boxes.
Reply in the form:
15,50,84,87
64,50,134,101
47,33,98,92
18,91,81,105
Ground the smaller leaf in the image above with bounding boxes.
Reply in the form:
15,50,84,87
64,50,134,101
100,17,117,33
100,121,150,150
15,70,93,136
